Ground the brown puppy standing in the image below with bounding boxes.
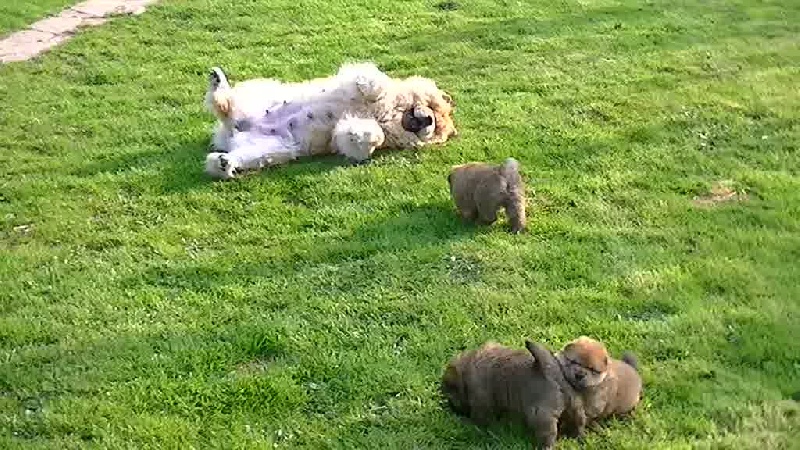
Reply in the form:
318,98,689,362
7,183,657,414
554,336,643,424
448,158,527,233
441,340,586,449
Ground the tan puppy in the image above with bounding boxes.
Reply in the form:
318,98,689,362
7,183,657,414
441,340,586,449
555,336,643,423
447,158,527,233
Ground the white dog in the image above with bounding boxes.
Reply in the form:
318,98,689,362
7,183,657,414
203,62,458,179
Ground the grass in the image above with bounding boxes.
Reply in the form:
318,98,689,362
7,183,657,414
0,0,77,36
1,0,799,448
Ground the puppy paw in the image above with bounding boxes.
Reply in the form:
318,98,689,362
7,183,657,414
205,152,238,180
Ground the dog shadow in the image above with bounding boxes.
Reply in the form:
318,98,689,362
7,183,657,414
70,134,359,194
232,142,440,186
68,135,215,194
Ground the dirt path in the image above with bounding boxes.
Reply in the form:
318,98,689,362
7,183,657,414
0,0,160,64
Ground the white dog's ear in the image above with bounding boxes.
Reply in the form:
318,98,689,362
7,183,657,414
442,92,455,107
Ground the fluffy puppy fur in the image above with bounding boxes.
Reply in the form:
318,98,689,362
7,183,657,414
203,62,458,179
441,340,586,449
448,158,527,233
555,336,643,423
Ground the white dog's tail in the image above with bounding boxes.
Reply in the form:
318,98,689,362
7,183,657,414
205,67,233,119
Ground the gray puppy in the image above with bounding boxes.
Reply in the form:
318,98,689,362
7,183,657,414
447,157,527,233
441,340,586,449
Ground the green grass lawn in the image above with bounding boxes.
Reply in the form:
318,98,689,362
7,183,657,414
1,0,799,448
0,0,77,36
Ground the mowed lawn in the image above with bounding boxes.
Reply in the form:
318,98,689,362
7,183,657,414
1,0,799,448
0,0,77,36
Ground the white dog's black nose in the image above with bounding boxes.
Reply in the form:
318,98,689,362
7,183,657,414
401,107,434,133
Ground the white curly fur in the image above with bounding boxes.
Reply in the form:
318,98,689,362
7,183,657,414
203,62,457,179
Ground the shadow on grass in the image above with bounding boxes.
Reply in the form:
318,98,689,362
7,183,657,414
67,134,213,193
158,140,427,194
124,199,486,294
223,143,443,189
318,200,481,260
69,135,354,194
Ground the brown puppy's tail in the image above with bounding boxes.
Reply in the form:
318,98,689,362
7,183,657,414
500,158,526,233
205,67,233,120
621,351,639,372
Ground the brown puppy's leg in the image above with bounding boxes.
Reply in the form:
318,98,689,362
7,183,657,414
559,404,587,440
460,206,478,223
475,196,499,226
476,210,498,226
474,179,504,226
526,409,558,450
466,388,493,426
504,196,526,234
499,157,527,233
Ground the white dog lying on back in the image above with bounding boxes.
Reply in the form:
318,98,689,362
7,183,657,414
204,62,458,179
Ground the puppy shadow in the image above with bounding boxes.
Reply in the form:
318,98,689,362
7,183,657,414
434,406,547,449
318,200,480,260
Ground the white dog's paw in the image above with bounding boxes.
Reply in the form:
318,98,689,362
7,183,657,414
333,116,385,163
344,63,390,101
356,74,391,101
205,152,239,180
205,67,234,118
355,124,385,148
